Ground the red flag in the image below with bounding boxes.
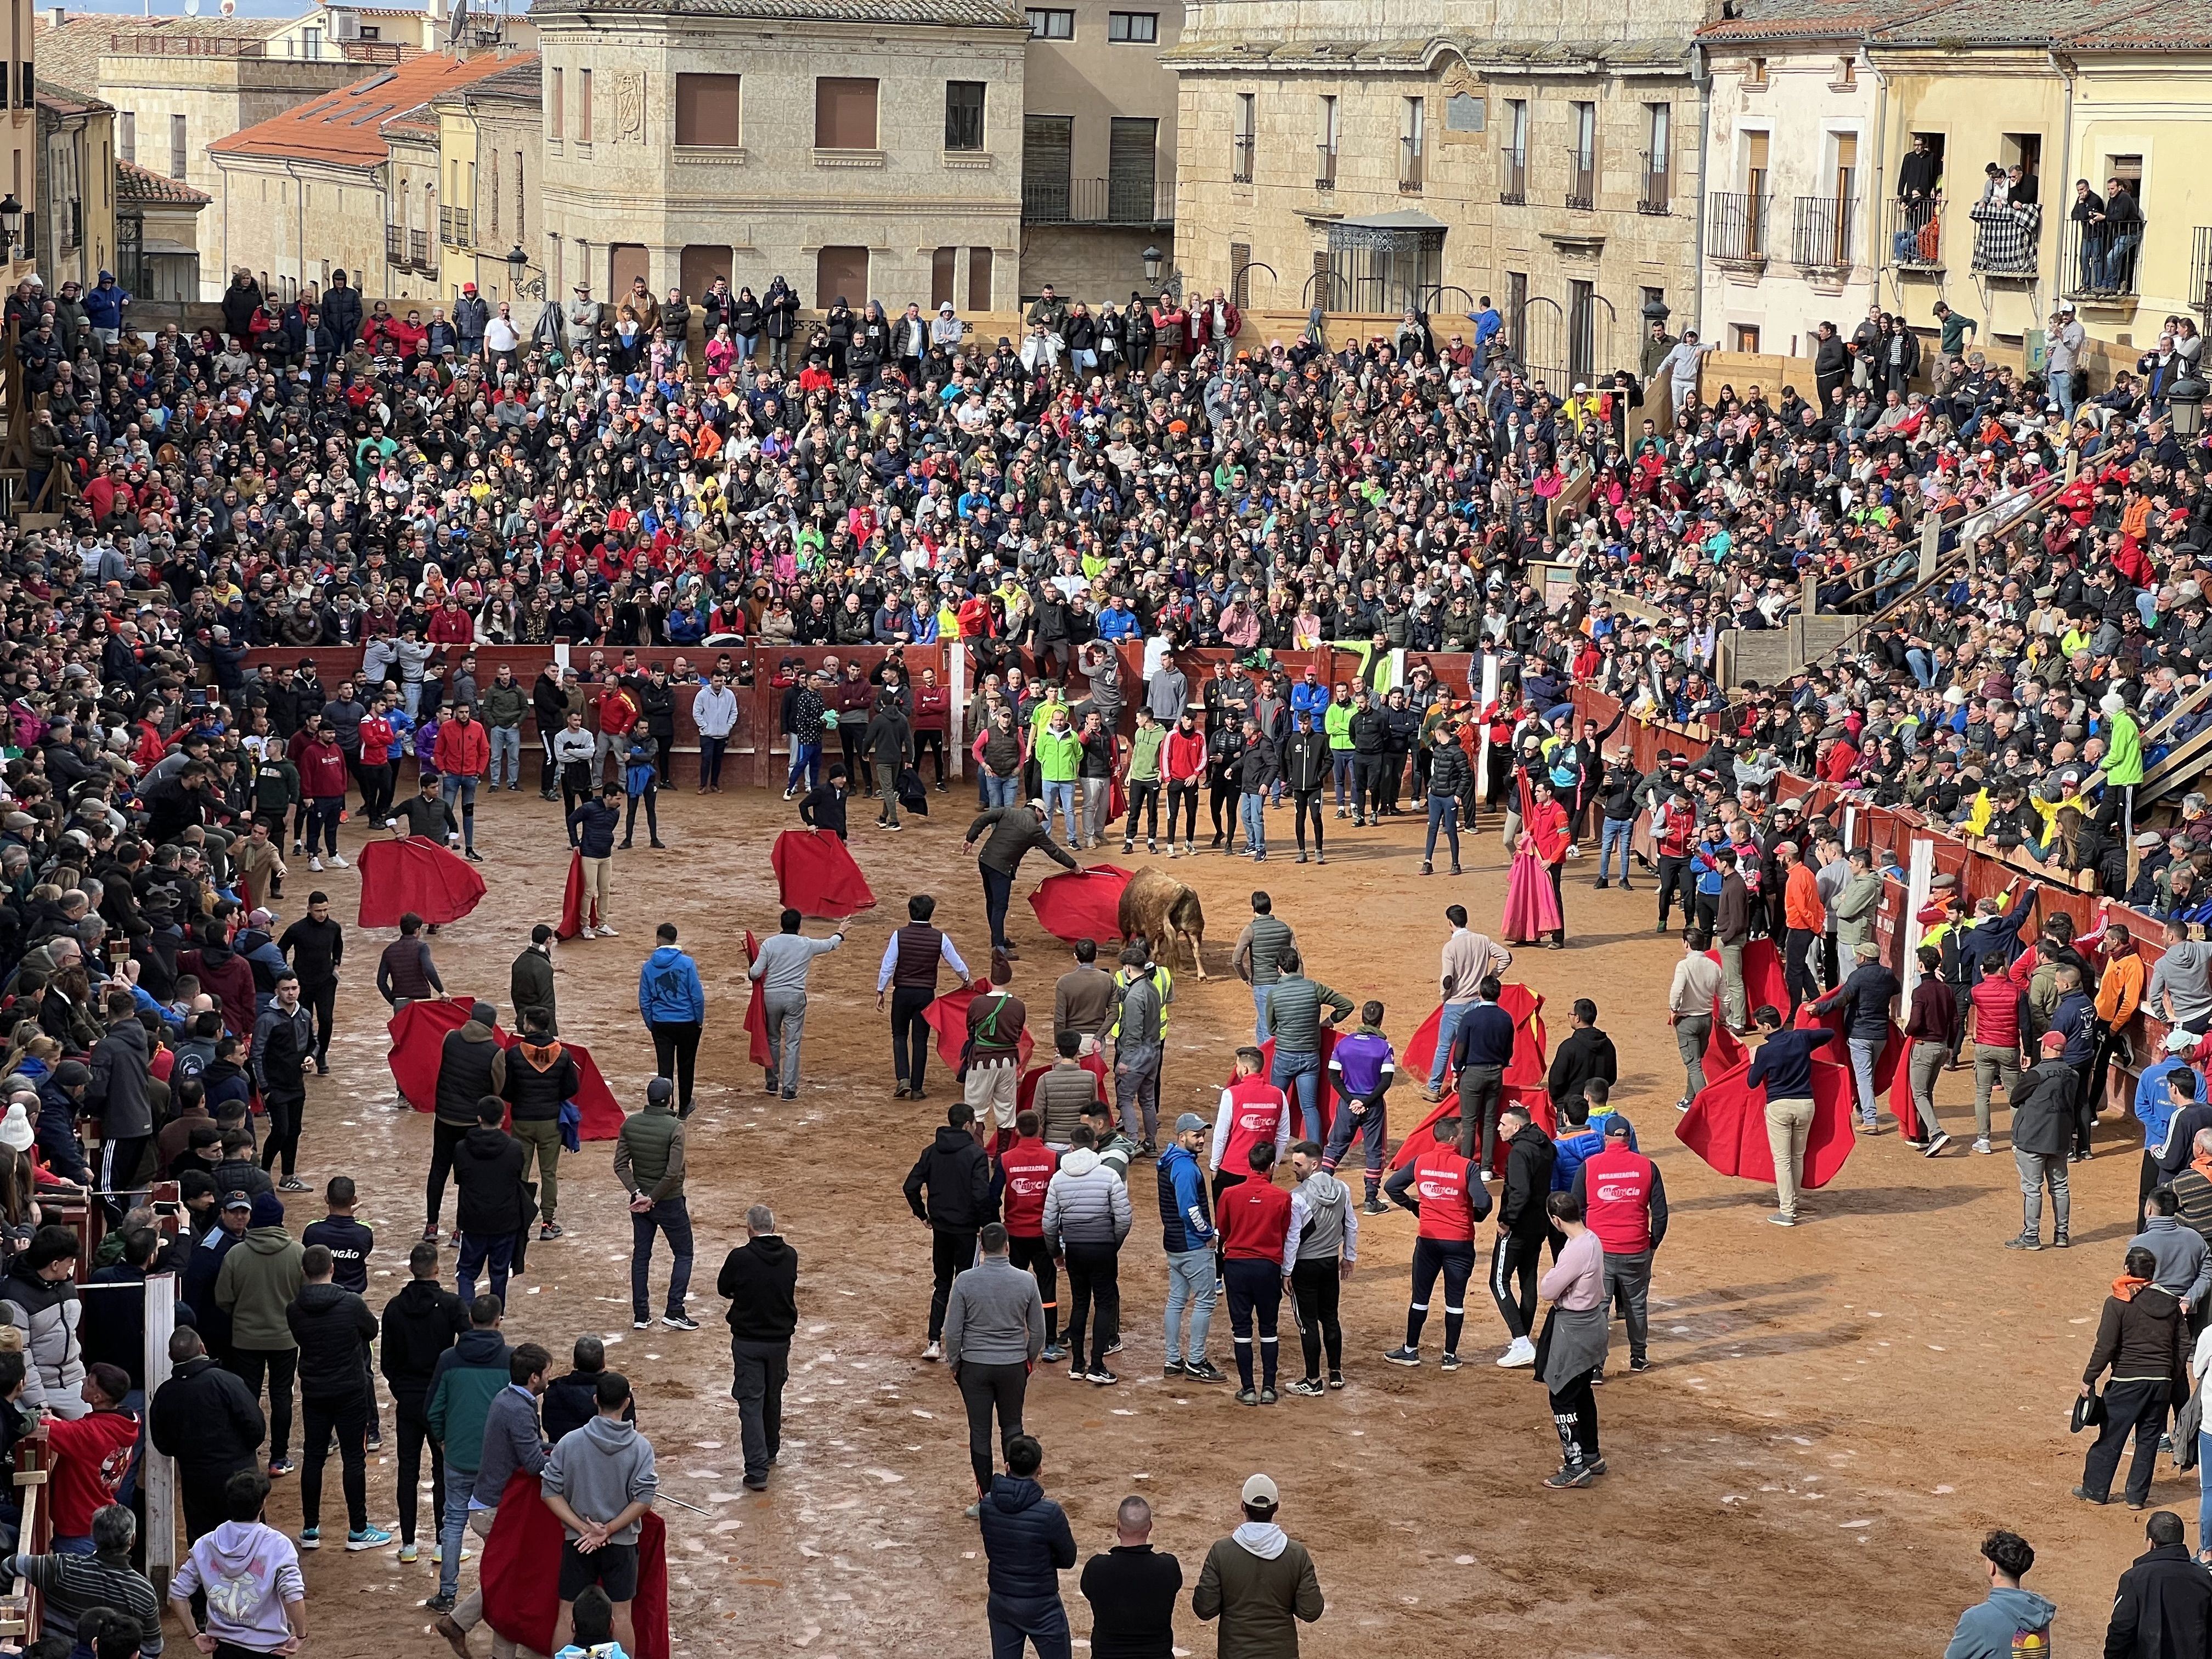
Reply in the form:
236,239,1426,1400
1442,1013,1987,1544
771,829,877,919
1028,864,1131,946
386,998,626,1139
356,835,487,928
923,985,1035,1078
479,1472,670,1659
1675,1057,1856,1188
743,930,774,1070
1705,1011,1748,1075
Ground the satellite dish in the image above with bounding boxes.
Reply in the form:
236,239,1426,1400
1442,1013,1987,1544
219,0,235,13
183,0,200,15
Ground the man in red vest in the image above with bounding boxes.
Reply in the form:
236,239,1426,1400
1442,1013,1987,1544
1210,1046,1291,1223
1571,1116,1667,1376
1379,1115,1492,1369
998,1109,1066,1364
1216,1141,1293,1406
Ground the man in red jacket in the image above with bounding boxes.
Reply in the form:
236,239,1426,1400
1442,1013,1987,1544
293,715,351,873
1216,1141,1291,1405
431,704,489,862
913,668,951,792
1571,1116,1666,1377
997,1109,1066,1363
1381,1116,1492,1369
595,681,640,788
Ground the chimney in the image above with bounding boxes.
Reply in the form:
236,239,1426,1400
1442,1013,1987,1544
47,6,65,26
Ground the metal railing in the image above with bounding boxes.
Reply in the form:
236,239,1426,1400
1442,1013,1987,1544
409,229,429,270
1499,146,1526,205
1399,139,1423,193
1232,134,1255,184
1886,194,1943,272
1019,176,1175,227
105,31,404,61
1792,195,1857,269
1638,152,1668,215
2194,226,2212,326
1315,144,1336,190
1708,191,1771,262
2059,212,2145,301
1565,155,1594,211
384,225,405,267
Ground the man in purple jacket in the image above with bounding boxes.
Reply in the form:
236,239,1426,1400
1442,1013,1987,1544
1321,1001,1396,1214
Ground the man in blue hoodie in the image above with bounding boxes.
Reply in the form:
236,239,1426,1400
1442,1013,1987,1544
636,924,707,1117
2136,1028,2200,1205
975,1433,1077,1659
1944,1528,2054,1659
1156,1113,1222,1385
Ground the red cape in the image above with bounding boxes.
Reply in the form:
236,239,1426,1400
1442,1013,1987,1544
1017,1050,1109,1114
1389,1081,1557,1176
1402,984,1549,1087
1706,1011,1749,1075
742,930,774,1069
923,986,1036,1076
1028,865,1132,946
555,849,599,941
1704,938,1788,1018
357,835,487,928
1793,1005,1910,1132
386,998,625,1139
1676,1057,1857,1188
771,829,877,919
479,1472,670,1659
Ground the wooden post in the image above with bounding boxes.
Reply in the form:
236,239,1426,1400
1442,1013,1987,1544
143,1273,178,1594
948,640,968,780
1917,509,1941,586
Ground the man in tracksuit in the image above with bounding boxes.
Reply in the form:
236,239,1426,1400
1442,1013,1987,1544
905,1102,996,1362
1322,1002,1395,1212
1490,1103,1556,1369
1285,1141,1356,1396
1572,1116,1666,1377
1156,1111,1223,1384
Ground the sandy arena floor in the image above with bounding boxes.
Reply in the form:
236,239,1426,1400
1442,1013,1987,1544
249,780,2170,1658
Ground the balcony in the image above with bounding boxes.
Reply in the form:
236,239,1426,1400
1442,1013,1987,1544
384,224,405,267
409,229,430,271
1565,154,1594,211
440,205,473,248
1399,138,1423,194
1886,194,1943,273
2195,226,2212,322
1499,145,1526,206
1638,152,1669,215
1967,193,2039,279
1019,176,1174,227
1315,143,1337,191
1792,195,1858,272
2061,211,2144,302
1708,190,1772,266
1231,133,1255,184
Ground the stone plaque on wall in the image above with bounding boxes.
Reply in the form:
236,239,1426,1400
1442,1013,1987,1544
1445,93,1484,132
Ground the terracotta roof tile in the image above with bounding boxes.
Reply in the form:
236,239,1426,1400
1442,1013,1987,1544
208,50,528,166
116,157,213,206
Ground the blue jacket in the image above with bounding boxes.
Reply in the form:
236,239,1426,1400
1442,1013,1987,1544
82,276,128,329
569,800,620,860
1943,1587,2055,1659
638,946,706,1025
1954,888,2035,978
1448,1002,1516,1071
2137,1056,2190,1152
2051,990,2097,1066
1155,1142,1212,1251
1290,682,1329,719
975,1475,1076,1601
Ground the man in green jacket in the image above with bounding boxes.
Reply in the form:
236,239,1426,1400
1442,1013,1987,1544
479,664,531,792
425,1295,514,1613
614,1078,693,1333
1123,707,1166,855
1323,688,1356,817
2101,691,2144,837
216,1192,304,1476
1262,949,1354,1142
1036,709,1084,848
1193,1473,1323,1659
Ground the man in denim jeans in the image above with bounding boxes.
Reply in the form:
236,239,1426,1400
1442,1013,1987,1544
1425,907,1512,1099
1261,949,1353,1143
1592,750,1641,890
1156,1114,1224,1383
614,1078,696,1331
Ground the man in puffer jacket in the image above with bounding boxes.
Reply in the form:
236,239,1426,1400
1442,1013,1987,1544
217,1192,305,1471
86,990,154,1211
0,1224,88,1417
428,1003,506,1244
976,1434,1077,1659
1042,1124,1132,1385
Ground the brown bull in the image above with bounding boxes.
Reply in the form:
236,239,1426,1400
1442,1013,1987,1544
1117,866,1207,979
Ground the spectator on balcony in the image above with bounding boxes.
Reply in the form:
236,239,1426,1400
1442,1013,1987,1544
1897,133,1939,201
2071,180,2107,293
2101,177,2142,292
1814,321,1849,415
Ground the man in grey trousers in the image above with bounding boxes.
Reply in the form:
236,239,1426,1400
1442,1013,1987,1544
943,1222,1045,1514
747,906,844,1099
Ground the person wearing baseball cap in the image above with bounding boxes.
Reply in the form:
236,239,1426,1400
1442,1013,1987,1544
2007,1030,2080,1250
1192,1472,1323,1648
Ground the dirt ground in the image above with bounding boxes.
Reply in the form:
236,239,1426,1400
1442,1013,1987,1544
247,778,2176,1659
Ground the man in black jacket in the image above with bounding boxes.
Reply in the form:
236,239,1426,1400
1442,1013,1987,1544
501,1011,579,1242
541,1335,634,1446
427,1005,506,1244
453,1097,527,1306
1545,998,1620,1117
148,1326,265,1542
2009,1032,2080,1250
1490,1104,1556,1369
380,1240,467,1564
1080,1494,1182,1659
286,1243,385,1549
904,1103,997,1361
2105,1510,2212,1657
964,803,1081,956
718,1203,798,1491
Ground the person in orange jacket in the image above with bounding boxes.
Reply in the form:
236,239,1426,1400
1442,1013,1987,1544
1778,840,1825,1018
2094,918,2146,1118
431,704,490,862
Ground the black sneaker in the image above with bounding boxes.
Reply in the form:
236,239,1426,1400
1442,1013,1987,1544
465,849,484,863
1439,1352,1462,1372
2053,1232,2071,1249
662,1313,701,1332
1382,1345,1421,1367
1362,1198,1390,1216
1258,1387,1278,1404
1087,1367,1119,1386
1628,1356,1652,1373
1163,1360,1187,1378
1284,1378,1324,1397
1327,1372,1345,1390
1542,1464,1597,1490
1182,1358,1228,1384
2005,1234,2043,1251
422,1593,457,1613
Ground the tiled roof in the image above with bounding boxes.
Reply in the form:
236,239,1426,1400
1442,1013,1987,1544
380,100,440,138
1165,34,1694,70
428,56,539,107
527,0,1025,26
208,50,524,166
34,80,109,117
1697,0,1942,43
36,10,287,93
116,157,212,206
1869,0,2171,47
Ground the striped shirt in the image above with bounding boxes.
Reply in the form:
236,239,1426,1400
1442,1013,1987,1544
15,1548,164,1654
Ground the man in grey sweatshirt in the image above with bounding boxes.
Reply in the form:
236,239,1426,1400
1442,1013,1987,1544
747,907,845,1098
541,1371,658,1654
2128,1189,2211,1311
944,1222,1046,1504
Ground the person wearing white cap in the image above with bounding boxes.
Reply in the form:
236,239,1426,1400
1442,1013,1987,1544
1192,1472,1323,1656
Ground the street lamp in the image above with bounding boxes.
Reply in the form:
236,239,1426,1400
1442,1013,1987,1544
2171,368,2208,438
1142,245,1163,284
505,243,545,301
1641,292,1671,326
0,195,21,262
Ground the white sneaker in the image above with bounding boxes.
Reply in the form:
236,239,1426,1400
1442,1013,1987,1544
1973,1136,1993,1155
329,854,348,868
308,857,323,872
579,926,595,939
1497,1336,1537,1369
596,923,618,936
922,1340,943,1362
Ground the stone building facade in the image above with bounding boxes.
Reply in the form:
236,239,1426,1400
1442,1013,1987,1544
1163,0,1713,383
527,0,1028,313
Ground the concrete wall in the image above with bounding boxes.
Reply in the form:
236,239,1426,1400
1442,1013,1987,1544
208,154,388,306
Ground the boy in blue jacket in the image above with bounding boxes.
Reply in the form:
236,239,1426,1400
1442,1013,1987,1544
1944,1529,2054,1659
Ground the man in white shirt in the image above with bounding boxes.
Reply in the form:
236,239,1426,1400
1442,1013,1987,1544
1425,905,1513,1099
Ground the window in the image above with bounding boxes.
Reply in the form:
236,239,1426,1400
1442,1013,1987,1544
1506,270,1526,349
579,69,593,140
680,245,730,297
1567,101,1594,208
945,81,985,151
1835,54,1857,87
1568,278,1594,384
301,25,322,57
1026,8,1073,37
815,77,879,149
1107,11,1156,41
1023,114,1072,218
610,241,648,295
169,114,187,179
1233,92,1255,184
675,73,741,148
119,111,134,165
1999,131,2041,203
1400,97,1424,191
932,245,956,309
968,246,993,312
1733,323,1760,352
358,24,379,39
1108,116,1156,221
550,68,563,139
1641,103,1669,212
515,151,524,236
1502,99,1527,203
1316,94,1338,189
1746,57,1768,87
489,153,498,236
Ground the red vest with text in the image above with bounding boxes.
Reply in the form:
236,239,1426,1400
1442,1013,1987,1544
1584,1144,1656,1254
1217,1076,1289,1177
1220,1175,1293,1263
998,1137,1058,1238
1411,1143,1481,1242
